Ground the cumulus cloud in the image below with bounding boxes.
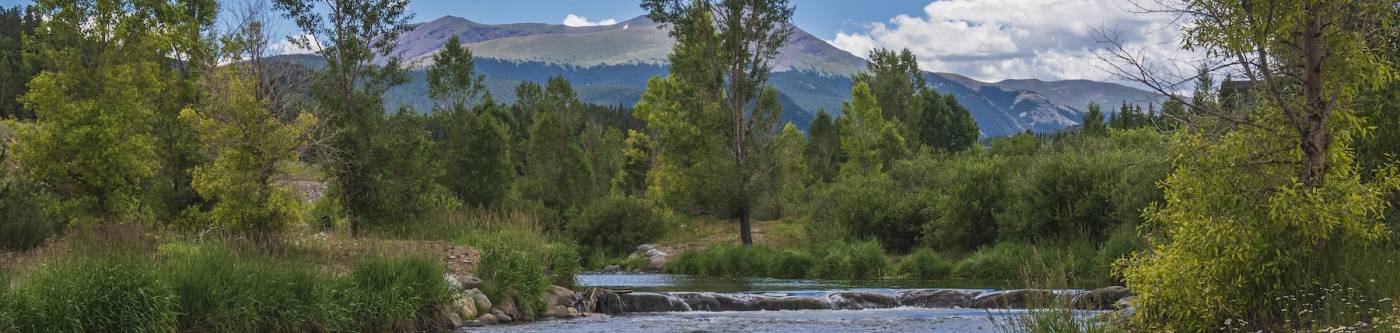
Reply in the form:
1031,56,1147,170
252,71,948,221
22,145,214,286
270,33,320,55
562,14,618,27
829,0,1198,82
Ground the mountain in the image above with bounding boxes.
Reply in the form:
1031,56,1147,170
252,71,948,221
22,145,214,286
348,15,1158,137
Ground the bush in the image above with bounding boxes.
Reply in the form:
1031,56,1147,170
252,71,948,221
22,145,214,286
915,153,1008,252
469,231,553,321
343,256,452,332
569,196,663,259
10,256,178,333
0,271,13,333
818,174,927,252
898,248,952,279
0,179,57,251
769,250,817,279
953,243,1033,280
160,246,346,332
811,240,889,280
663,245,780,278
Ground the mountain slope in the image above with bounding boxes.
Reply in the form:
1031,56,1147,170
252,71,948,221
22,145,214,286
352,15,1158,136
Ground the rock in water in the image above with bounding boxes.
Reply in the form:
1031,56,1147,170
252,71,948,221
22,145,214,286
896,289,981,308
467,289,492,314
620,292,693,313
547,285,576,308
971,289,1060,309
755,296,833,311
827,292,899,310
1072,286,1132,310
476,313,499,324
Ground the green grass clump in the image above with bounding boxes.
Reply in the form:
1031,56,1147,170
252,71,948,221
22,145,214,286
343,256,453,332
898,248,953,279
10,256,178,333
459,230,574,321
811,240,889,280
953,243,1033,280
161,246,347,332
569,196,663,260
663,244,780,278
769,250,817,279
0,271,14,333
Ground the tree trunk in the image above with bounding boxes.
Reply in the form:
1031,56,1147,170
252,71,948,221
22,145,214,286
738,206,753,246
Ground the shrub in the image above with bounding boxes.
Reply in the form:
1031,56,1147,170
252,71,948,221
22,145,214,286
10,256,178,333
818,174,927,252
898,248,952,279
811,240,889,280
917,153,1008,252
953,243,1032,280
160,246,345,332
569,196,663,259
663,244,780,278
769,250,817,279
343,256,452,332
468,231,553,321
0,179,57,251
0,271,13,333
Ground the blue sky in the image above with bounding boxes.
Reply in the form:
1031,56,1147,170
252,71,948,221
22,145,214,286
0,0,1192,82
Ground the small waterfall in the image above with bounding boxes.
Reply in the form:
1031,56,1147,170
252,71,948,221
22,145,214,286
576,287,1124,314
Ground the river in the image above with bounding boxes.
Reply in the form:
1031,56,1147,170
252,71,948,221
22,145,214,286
459,273,1088,333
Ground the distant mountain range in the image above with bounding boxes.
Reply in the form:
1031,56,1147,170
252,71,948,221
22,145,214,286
284,15,1162,137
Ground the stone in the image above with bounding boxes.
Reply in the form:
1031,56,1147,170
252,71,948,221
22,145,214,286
648,256,668,271
454,294,479,320
493,291,522,321
602,264,622,272
620,292,693,313
440,306,464,328
547,305,578,318
1115,296,1137,310
577,288,627,314
645,248,668,258
896,289,981,308
444,274,465,291
1072,286,1132,310
466,320,485,327
461,274,484,289
476,314,499,324
828,292,899,310
489,309,513,323
637,244,656,253
674,292,759,312
547,285,576,308
467,288,492,314
971,289,1059,309
754,296,833,311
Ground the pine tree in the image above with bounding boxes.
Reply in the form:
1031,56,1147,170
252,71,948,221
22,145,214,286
1081,103,1107,136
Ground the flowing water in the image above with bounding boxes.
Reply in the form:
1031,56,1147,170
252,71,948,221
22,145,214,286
460,273,1064,333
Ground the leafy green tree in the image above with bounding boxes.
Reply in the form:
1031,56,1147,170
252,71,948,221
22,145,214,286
1121,1,1399,330
0,6,40,120
520,110,594,219
181,68,315,235
581,124,625,198
363,109,456,225
804,110,842,183
612,130,654,197
643,0,794,245
274,0,413,234
771,123,810,217
838,81,906,175
426,35,511,207
15,0,214,224
1080,103,1106,136
854,48,924,144
918,90,979,152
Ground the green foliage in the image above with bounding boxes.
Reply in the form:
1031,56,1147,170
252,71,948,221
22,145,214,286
855,48,924,144
181,69,314,235
918,90,980,152
426,35,486,111
811,239,890,280
359,109,457,228
1079,103,1106,136
10,256,178,333
343,256,452,332
0,6,40,120
470,233,551,321
521,108,594,218
913,152,1009,252
804,110,843,183
952,242,1033,280
0,271,14,333
817,173,926,252
898,248,952,279
570,196,663,259
0,171,57,251
770,123,812,217
839,81,907,174
160,246,345,332
274,0,413,235
435,102,514,207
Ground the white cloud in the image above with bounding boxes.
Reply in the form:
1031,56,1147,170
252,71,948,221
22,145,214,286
562,14,618,27
829,0,1199,82
271,33,320,55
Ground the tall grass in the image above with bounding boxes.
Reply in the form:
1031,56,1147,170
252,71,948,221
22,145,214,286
9,256,179,333
343,256,453,332
990,248,1109,333
898,248,953,279
664,240,890,280
0,270,14,333
811,240,889,280
161,246,346,332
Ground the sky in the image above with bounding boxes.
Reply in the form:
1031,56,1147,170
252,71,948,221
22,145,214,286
0,0,1195,83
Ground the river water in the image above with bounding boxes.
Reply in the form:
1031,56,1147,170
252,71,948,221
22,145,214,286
460,273,1057,333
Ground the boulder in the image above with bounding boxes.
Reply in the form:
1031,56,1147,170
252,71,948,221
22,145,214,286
896,289,981,308
620,292,693,313
476,314,499,325
602,265,622,272
577,288,627,314
547,285,576,308
461,274,484,289
648,256,668,271
1115,296,1136,310
971,289,1059,309
755,296,833,311
444,274,465,291
637,244,656,253
440,305,464,328
467,289,492,314
492,291,522,321
674,292,759,312
546,305,580,318
454,294,479,320
645,248,668,258
828,292,899,310
1072,286,1132,310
